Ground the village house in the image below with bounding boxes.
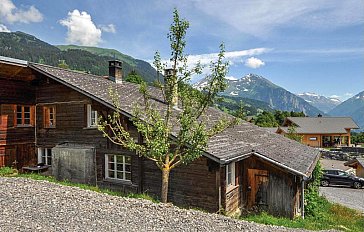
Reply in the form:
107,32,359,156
275,116,359,148
345,158,364,178
0,55,320,218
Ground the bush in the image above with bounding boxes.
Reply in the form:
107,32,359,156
0,167,18,176
304,161,325,217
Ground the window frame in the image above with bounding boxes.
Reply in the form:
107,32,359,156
37,147,52,165
44,105,56,128
104,154,131,182
15,105,34,127
87,104,98,128
226,162,236,188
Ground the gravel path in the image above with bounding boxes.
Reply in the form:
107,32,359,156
320,186,364,213
0,177,313,232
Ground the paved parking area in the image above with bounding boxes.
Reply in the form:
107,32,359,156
320,186,364,213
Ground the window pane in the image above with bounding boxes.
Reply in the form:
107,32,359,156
47,157,52,165
108,163,115,170
24,106,30,113
125,164,131,172
17,106,22,112
116,155,124,163
117,172,124,179
108,171,115,178
125,156,131,164
125,172,131,180
17,118,22,125
116,163,123,171
24,118,30,124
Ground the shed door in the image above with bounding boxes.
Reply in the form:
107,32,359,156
247,169,269,208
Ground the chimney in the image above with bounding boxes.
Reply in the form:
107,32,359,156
109,60,123,84
164,68,178,107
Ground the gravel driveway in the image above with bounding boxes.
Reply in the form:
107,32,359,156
320,186,364,213
0,177,312,232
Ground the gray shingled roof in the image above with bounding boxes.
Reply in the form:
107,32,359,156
344,158,364,168
283,117,359,134
29,63,320,177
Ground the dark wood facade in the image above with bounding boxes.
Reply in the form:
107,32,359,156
0,62,305,218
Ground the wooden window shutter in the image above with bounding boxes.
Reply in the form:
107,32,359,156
30,106,35,126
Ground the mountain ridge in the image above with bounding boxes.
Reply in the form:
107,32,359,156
194,73,324,116
297,92,341,113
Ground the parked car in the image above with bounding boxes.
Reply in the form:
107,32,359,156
321,169,364,189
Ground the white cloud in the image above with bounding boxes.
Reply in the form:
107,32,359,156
186,48,271,67
100,24,116,33
60,9,102,46
345,93,353,97
329,95,340,99
0,0,43,23
224,76,238,81
190,0,364,37
0,23,10,32
245,57,265,69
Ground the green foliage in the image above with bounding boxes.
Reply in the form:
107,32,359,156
58,59,69,69
125,70,145,84
98,9,234,203
305,161,325,217
255,111,279,127
254,110,305,127
351,132,364,144
0,167,18,176
0,31,157,83
286,126,303,142
243,205,364,231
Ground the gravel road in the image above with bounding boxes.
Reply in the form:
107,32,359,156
0,177,313,232
320,186,364,213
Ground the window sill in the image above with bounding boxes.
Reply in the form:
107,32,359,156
15,125,34,128
226,184,239,193
103,178,132,186
83,126,98,130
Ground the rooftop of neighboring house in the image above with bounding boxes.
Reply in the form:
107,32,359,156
344,158,364,168
0,56,321,178
280,116,359,134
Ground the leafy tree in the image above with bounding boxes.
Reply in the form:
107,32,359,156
125,70,145,84
58,59,69,69
286,125,303,142
351,132,364,144
255,111,278,127
98,9,234,203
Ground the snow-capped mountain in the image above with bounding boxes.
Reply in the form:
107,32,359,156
329,91,364,131
296,92,341,113
194,74,324,116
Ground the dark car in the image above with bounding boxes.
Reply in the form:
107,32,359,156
321,169,364,189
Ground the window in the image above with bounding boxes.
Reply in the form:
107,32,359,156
15,105,33,126
44,106,56,128
226,162,235,186
105,154,131,181
87,104,98,127
37,147,52,165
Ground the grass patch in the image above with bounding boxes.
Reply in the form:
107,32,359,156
0,167,18,176
242,200,364,231
0,167,158,203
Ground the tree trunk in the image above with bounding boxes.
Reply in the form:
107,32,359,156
161,167,170,203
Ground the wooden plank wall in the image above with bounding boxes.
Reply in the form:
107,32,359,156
142,157,219,212
239,156,299,218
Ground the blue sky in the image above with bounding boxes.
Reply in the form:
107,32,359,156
1,0,363,101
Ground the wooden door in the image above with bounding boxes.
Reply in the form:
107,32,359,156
247,169,269,208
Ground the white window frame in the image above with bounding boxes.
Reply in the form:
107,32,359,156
87,104,98,127
226,162,236,187
105,154,131,181
37,147,52,165
309,137,317,141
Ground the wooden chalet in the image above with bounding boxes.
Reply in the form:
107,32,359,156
276,116,359,148
0,56,320,218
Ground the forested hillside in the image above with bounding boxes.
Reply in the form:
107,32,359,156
0,31,157,83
